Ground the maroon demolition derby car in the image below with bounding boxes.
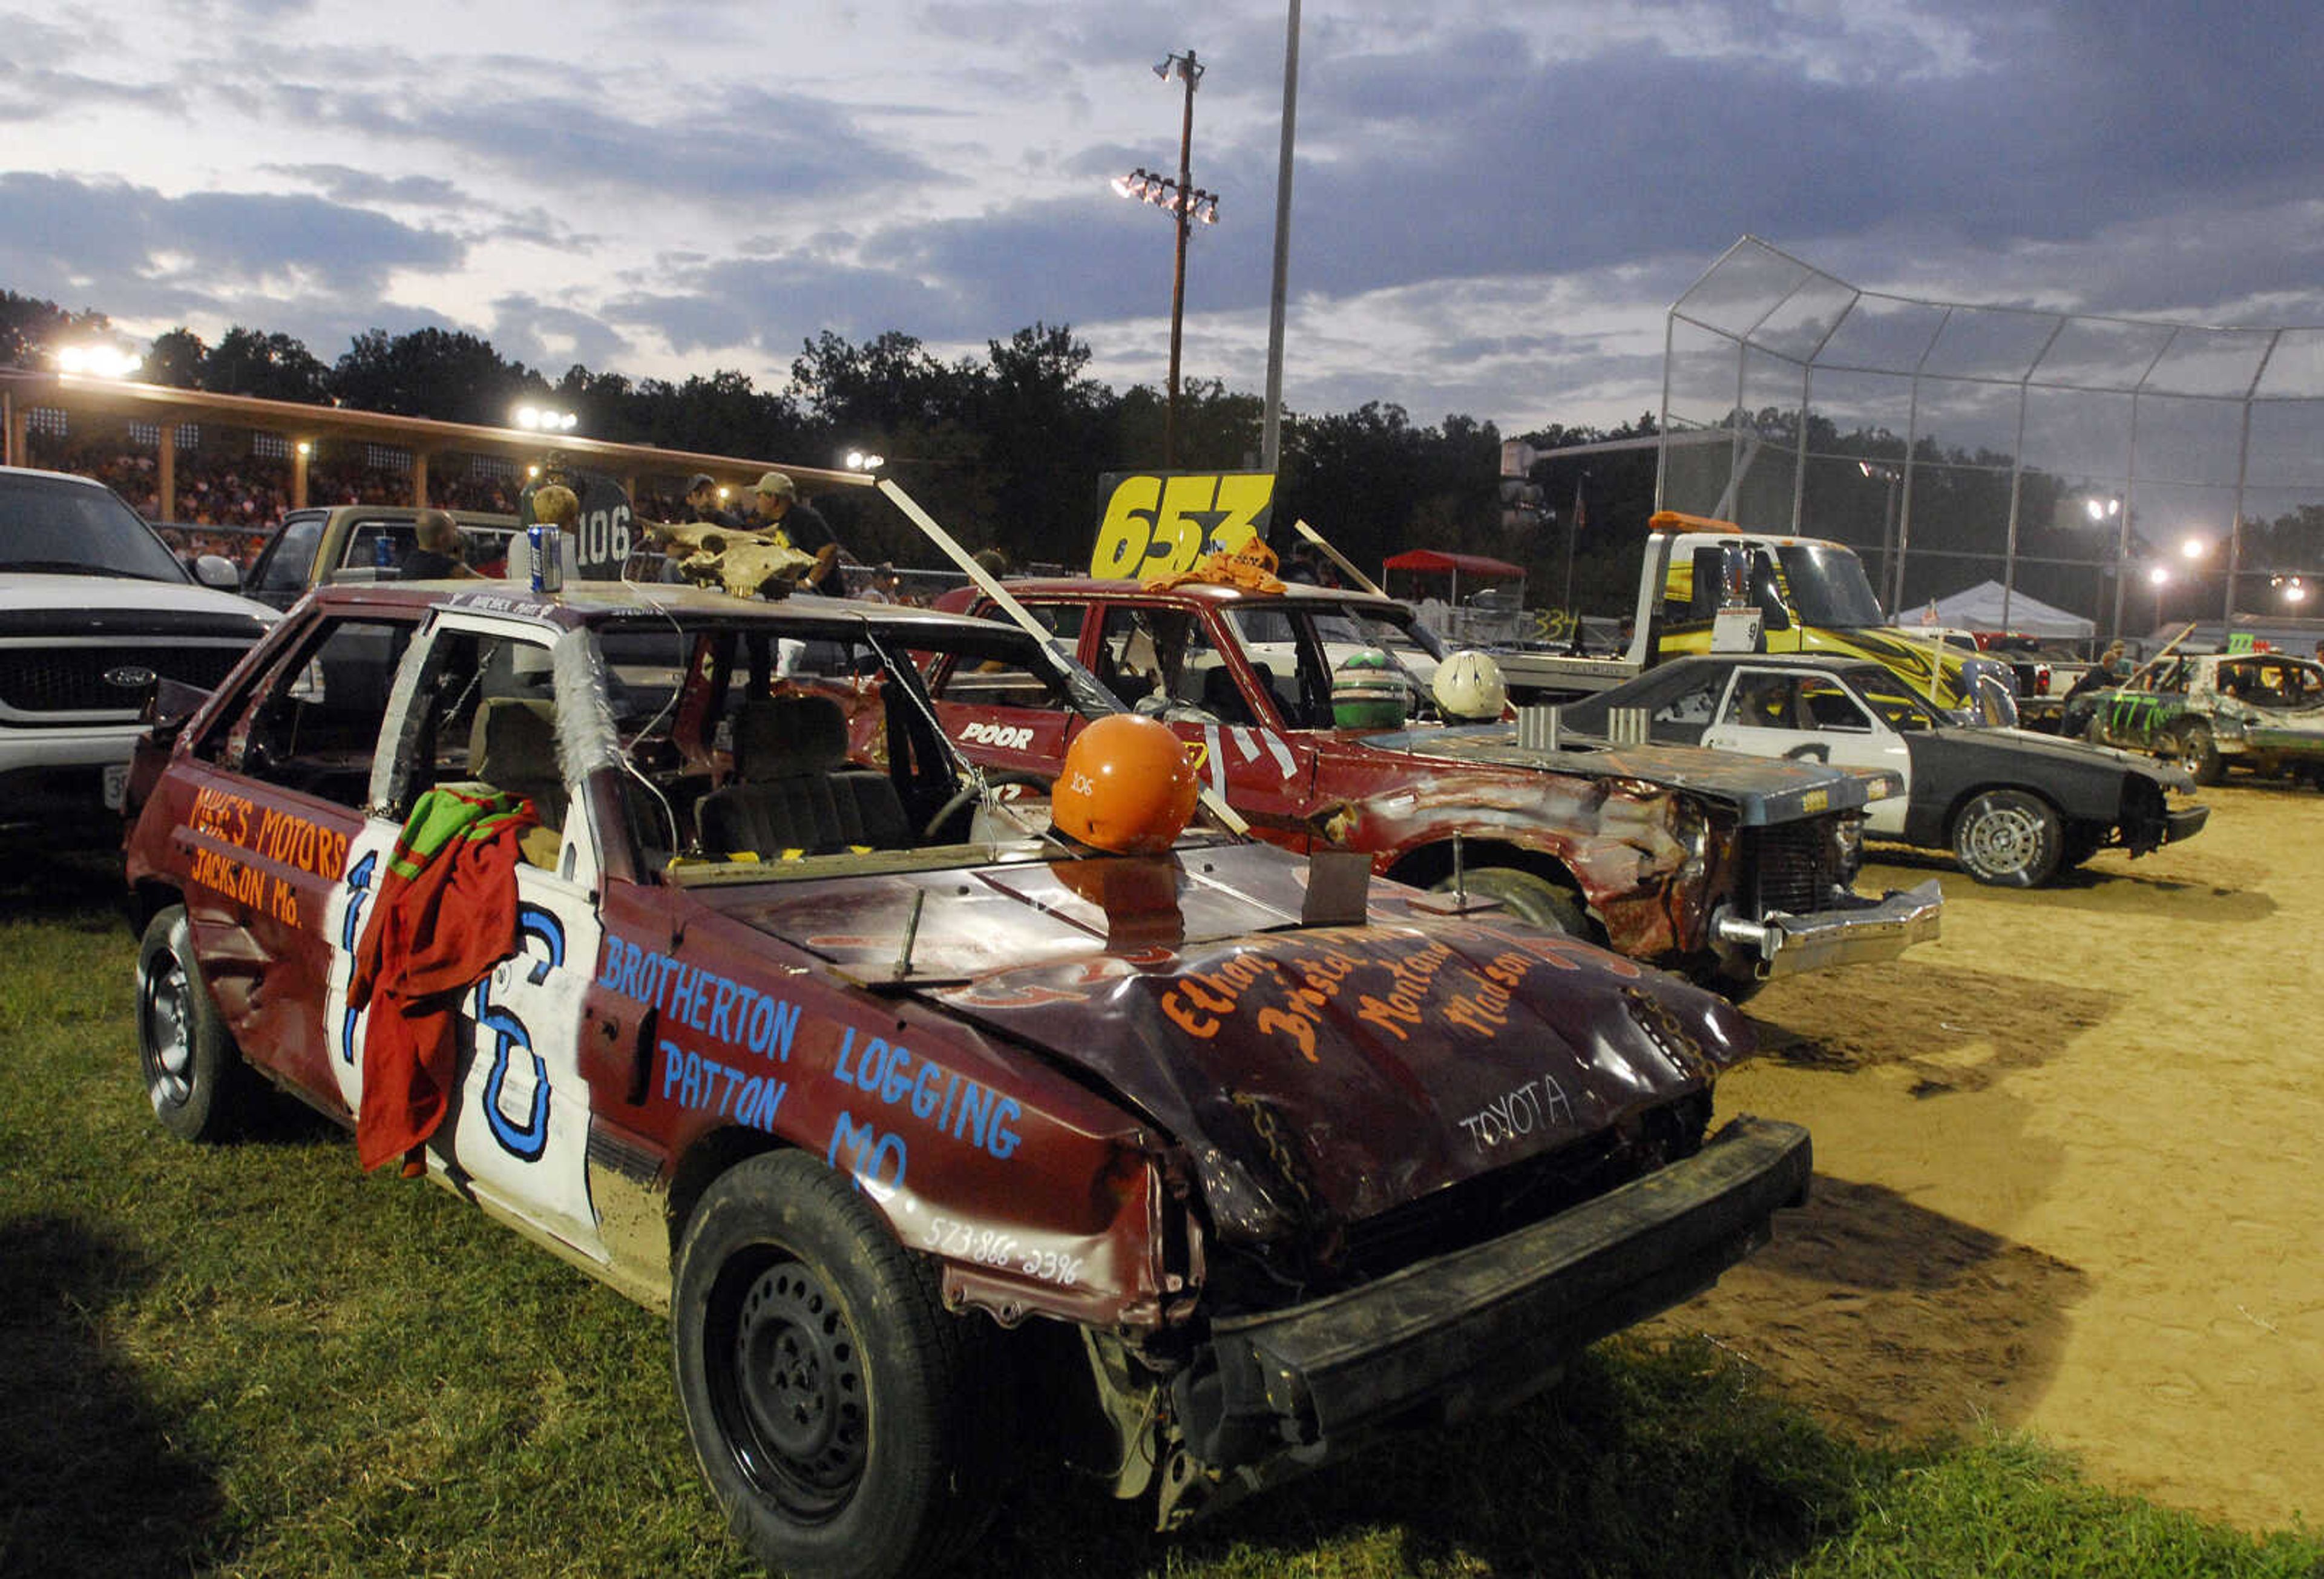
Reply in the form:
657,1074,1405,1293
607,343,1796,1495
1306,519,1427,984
123,578,1809,1579
926,574,1942,999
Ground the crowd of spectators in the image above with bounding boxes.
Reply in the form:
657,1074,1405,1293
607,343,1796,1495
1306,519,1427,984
23,433,536,568
21,432,1025,596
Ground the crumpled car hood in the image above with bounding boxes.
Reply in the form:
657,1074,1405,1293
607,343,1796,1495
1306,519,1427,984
700,843,1753,1245
1354,723,1876,825
1951,725,2196,789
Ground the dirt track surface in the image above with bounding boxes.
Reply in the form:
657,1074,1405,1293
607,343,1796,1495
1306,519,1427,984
1649,780,2324,1531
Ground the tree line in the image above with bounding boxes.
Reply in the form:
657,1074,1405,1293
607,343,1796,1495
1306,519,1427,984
10,287,2318,617
7,289,1619,592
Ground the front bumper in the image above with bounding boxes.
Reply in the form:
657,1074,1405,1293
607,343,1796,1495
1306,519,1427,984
2164,804,2211,844
1710,878,1945,981
1171,1115,1811,1471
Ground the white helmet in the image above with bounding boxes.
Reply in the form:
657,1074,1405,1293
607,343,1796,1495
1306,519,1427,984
1432,649,1508,721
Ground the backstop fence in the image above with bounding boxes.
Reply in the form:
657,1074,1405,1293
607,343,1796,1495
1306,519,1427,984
1658,236,2324,640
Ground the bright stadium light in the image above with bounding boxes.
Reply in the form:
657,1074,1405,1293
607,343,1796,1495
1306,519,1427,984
56,343,139,379
2181,535,2208,559
845,450,886,472
513,404,580,433
2147,565,2170,587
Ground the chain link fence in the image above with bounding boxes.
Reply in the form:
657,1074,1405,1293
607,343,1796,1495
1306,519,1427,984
1657,237,2324,642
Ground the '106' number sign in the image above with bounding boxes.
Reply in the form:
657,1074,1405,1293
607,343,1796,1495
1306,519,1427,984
1089,471,1275,580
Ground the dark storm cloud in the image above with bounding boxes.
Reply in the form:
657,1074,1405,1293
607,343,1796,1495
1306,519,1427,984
1118,1,2324,318
0,172,461,321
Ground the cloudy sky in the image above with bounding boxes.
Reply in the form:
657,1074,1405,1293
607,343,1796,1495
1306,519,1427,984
4,0,2320,434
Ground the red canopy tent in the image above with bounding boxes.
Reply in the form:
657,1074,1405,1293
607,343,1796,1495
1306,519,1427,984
1380,549,1526,614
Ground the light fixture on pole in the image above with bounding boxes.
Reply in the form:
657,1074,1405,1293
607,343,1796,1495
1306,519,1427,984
513,404,579,433
1859,461,1903,610
1114,48,1216,467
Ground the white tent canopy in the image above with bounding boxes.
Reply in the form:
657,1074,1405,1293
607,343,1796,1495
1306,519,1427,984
1896,579,2095,639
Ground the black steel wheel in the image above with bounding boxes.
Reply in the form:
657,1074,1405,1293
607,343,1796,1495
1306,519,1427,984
672,1152,1000,1579
1951,789,2063,887
136,904,249,1142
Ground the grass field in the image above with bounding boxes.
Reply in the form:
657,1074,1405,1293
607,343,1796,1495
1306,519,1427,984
4,847,2320,1578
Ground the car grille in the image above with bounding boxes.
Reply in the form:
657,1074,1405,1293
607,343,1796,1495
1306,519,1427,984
1206,1094,1713,1314
0,643,249,715
1748,819,1839,917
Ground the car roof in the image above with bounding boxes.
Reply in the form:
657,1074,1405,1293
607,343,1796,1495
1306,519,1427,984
285,504,519,528
1656,653,1885,678
998,576,1413,617
0,463,114,492
303,578,1045,642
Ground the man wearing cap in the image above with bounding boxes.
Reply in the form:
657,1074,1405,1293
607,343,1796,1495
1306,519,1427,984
749,471,849,596
683,474,743,530
657,473,744,583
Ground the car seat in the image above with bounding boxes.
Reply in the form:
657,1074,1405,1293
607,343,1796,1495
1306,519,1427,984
1198,663,1255,726
468,697,568,830
697,693,908,856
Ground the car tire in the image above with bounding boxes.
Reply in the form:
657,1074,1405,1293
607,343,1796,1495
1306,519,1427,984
1433,865,1590,936
1951,789,2063,887
672,1151,1002,1579
2159,720,2224,786
136,904,252,1142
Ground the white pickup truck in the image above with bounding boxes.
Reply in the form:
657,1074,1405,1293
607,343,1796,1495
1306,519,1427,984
0,465,274,844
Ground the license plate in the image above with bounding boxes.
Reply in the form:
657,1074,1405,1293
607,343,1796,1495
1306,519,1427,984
102,763,130,811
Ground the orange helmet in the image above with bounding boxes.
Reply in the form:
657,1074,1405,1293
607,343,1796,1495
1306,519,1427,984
1052,714,1198,854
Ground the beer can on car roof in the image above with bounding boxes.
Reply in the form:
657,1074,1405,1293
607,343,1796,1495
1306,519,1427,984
528,525,562,593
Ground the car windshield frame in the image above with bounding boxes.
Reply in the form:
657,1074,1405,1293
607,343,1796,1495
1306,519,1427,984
1775,542,1888,629
0,473,194,583
1847,666,1941,730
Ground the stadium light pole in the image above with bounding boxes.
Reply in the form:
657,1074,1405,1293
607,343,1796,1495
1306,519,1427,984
1859,461,1903,610
1114,49,1214,467
1261,2,1301,482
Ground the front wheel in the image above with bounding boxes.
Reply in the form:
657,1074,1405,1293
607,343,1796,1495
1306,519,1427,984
1432,865,1590,936
1951,790,2063,887
2162,720,2224,786
136,904,251,1141
672,1152,1002,1579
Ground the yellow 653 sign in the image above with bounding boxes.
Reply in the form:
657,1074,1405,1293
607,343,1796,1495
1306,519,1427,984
1089,471,1275,580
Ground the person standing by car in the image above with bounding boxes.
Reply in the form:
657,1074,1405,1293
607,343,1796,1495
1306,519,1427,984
2067,639,2128,700
749,471,849,596
683,473,743,530
398,509,481,581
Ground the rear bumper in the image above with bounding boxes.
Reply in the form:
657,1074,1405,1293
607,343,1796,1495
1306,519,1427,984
1172,1115,1811,1471
1711,878,1945,980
